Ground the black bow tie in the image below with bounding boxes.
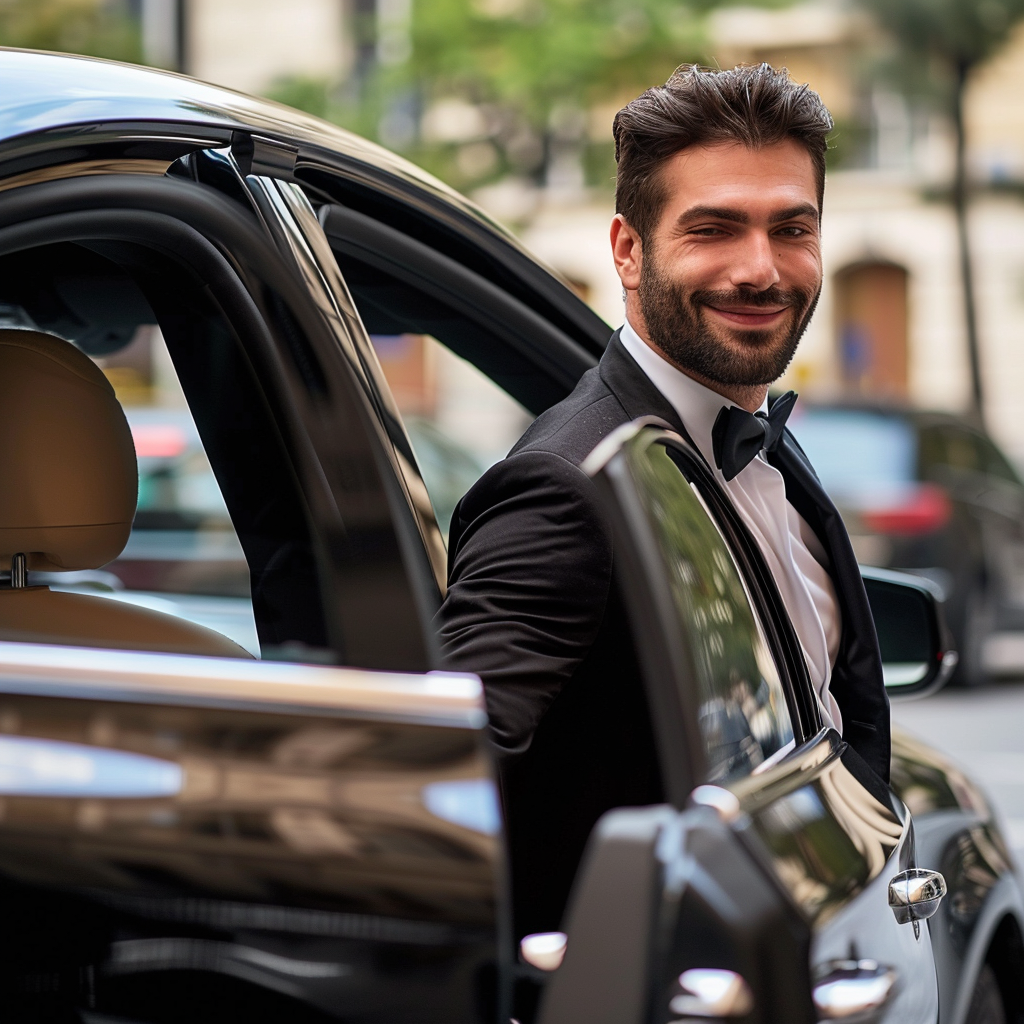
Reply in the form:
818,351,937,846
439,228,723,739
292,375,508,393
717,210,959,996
711,391,798,482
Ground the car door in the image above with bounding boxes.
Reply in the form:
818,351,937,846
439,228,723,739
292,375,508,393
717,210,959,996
0,157,509,1022
581,421,940,1024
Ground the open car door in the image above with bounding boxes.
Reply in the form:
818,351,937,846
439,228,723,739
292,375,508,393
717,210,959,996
539,421,942,1024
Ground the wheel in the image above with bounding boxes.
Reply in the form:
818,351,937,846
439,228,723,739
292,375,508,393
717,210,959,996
951,582,994,688
965,964,1006,1024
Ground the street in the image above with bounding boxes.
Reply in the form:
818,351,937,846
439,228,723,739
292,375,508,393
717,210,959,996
892,680,1024,865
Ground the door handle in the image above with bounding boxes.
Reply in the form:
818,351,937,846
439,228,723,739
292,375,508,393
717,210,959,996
813,960,897,1020
887,868,946,925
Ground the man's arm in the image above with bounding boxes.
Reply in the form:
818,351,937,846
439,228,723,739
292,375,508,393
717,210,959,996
435,450,614,760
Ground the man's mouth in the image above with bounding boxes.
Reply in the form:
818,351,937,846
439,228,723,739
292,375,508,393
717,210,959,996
703,303,789,327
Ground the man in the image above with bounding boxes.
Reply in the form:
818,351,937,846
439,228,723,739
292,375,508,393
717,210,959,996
436,63,889,937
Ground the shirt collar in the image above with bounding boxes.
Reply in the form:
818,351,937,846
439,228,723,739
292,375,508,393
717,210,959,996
618,317,767,469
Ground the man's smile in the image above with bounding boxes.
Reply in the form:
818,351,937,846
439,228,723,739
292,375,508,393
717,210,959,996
703,303,790,328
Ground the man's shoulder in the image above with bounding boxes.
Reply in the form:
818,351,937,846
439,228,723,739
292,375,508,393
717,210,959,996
510,364,629,467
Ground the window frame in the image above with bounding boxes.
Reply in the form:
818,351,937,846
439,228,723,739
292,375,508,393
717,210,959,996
585,421,821,801
0,172,438,673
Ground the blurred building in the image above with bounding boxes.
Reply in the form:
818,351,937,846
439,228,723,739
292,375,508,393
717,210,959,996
142,0,349,94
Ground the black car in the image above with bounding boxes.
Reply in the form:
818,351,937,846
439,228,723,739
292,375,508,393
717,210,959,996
0,48,1018,1024
788,404,1024,686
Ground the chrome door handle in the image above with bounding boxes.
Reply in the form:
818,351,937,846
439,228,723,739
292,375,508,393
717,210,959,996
888,868,946,925
813,960,897,1020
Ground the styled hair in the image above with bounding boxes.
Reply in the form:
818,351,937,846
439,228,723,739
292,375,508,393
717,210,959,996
612,63,833,242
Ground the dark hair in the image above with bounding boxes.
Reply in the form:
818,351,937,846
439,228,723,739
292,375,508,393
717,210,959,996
613,63,833,243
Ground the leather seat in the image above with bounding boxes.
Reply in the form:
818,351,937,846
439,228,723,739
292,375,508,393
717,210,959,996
0,329,252,658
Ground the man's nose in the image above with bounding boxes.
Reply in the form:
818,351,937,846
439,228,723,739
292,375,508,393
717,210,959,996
729,232,781,291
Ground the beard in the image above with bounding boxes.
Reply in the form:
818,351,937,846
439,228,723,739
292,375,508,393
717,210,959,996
637,257,820,388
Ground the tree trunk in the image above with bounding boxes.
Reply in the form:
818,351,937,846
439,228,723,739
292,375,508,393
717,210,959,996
952,59,984,423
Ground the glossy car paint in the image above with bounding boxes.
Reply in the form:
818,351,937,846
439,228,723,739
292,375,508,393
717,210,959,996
0,47,1018,1024
0,644,498,1021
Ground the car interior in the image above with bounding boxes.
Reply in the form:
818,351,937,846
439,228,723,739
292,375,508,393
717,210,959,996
0,239,330,661
0,328,247,657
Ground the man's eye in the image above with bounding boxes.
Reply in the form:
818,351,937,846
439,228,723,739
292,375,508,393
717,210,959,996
776,226,810,237
690,227,726,236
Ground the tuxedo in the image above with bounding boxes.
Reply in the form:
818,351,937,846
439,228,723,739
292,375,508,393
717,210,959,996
436,329,890,936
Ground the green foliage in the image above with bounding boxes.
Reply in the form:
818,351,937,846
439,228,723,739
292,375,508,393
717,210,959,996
271,0,725,194
0,0,141,63
407,0,707,123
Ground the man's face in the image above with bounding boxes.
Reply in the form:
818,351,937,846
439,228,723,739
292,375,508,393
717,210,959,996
613,140,823,388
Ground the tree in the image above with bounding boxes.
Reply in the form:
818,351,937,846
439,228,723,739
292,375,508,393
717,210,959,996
271,0,758,197
855,0,1024,422
0,0,140,63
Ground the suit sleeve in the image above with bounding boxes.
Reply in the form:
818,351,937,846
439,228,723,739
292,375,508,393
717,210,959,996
434,450,614,760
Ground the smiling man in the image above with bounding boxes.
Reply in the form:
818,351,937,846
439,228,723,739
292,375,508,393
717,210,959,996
437,64,889,938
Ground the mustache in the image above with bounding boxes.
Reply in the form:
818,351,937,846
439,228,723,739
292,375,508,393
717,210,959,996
689,286,811,310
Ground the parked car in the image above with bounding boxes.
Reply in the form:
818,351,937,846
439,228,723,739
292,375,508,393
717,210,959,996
788,403,1024,686
0,48,1019,1024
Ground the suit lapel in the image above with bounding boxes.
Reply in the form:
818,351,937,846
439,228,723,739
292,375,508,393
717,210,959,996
598,330,706,459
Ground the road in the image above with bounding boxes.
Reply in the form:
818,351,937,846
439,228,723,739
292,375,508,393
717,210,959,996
891,679,1024,863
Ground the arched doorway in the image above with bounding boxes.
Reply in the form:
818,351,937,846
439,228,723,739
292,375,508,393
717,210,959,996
834,262,909,398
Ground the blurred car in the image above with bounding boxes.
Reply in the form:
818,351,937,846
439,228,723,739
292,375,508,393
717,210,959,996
789,403,1024,686
0,48,1017,1024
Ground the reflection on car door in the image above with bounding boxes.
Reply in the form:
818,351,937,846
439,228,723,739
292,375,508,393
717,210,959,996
585,422,939,1024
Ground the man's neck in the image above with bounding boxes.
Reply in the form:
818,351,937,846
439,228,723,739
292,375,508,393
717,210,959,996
624,314,769,413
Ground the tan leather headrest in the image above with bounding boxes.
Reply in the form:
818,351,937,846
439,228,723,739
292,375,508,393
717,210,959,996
0,330,137,571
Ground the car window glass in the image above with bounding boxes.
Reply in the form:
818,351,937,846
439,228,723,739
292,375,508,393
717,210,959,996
975,433,1021,484
631,439,796,782
370,333,531,535
331,255,534,538
86,327,258,655
937,427,982,474
787,409,916,498
0,240,330,662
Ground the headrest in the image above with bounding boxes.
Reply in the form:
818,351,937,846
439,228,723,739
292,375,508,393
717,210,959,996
0,330,137,572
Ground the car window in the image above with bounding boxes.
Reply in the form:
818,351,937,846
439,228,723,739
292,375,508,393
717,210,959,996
0,240,330,662
629,438,796,782
370,332,532,536
787,408,917,499
975,433,1022,485
84,327,258,654
331,255,534,538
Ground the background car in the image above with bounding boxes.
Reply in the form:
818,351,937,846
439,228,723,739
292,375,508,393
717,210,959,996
788,402,1024,686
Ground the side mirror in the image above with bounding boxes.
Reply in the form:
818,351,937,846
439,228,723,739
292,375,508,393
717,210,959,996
860,566,957,697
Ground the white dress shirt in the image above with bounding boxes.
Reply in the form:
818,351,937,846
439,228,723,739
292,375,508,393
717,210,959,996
619,320,843,731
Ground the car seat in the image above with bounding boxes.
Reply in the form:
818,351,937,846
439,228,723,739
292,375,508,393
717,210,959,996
0,329,252,658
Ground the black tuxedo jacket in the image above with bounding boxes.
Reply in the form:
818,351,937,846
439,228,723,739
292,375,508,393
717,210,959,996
436,329,890,936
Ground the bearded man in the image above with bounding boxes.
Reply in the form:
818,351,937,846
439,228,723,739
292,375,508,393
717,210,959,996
436,64,889,938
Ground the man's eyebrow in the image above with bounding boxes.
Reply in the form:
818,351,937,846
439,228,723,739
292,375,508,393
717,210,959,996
768,203,819,223
677,205,749,225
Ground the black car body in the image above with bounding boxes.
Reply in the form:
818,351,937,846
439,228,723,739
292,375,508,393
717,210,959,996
0,48,1018,1024
789,404,1024,687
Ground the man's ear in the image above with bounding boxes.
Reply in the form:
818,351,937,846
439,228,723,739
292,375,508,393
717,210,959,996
610,214,643,292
